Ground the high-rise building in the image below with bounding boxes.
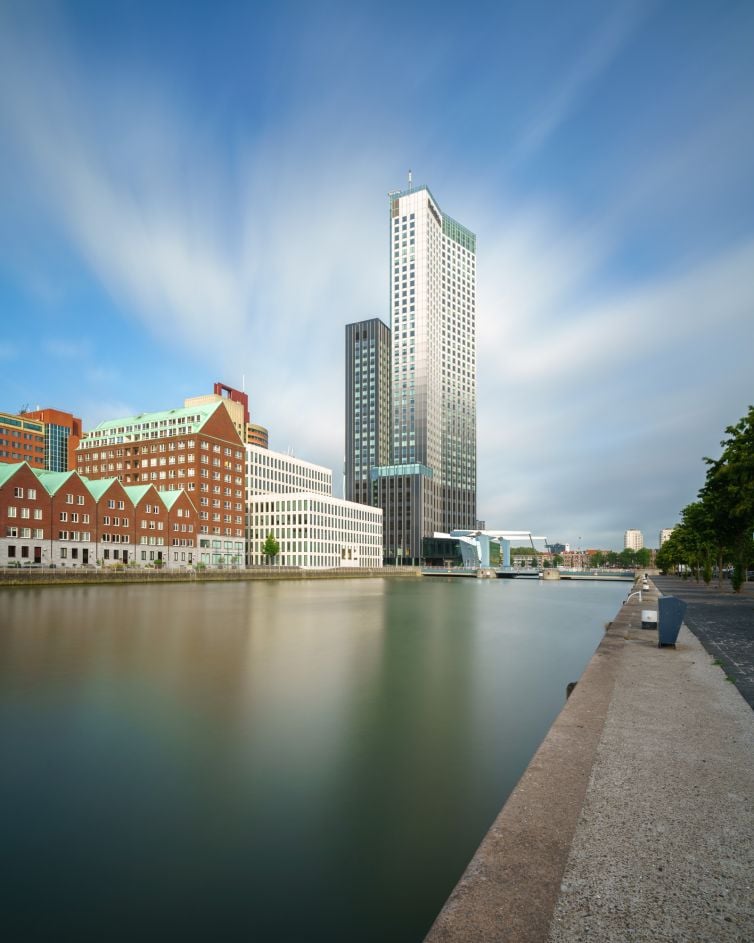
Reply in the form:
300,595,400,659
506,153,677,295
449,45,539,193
346,181,477,563
345,318,391,505
624,529,644,550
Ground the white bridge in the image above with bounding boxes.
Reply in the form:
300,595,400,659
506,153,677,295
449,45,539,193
433,530,547,569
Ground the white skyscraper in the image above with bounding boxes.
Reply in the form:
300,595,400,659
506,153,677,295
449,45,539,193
387,182,477,535
351,182,475,564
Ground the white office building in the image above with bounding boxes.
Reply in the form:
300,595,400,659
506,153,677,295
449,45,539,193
624,529,644,550
245,444,382,568
246,444,331,496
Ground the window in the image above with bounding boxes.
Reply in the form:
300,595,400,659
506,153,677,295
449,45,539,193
66,494,74,504
28,488,37,500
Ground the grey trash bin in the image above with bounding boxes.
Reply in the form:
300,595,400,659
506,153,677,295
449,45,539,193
658,596,687,647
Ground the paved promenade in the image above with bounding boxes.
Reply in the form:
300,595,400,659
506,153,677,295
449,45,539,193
426,578,754,942
652,575,754,709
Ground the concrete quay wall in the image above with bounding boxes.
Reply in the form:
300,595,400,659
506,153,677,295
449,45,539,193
425,579,754,942
0,565,422,588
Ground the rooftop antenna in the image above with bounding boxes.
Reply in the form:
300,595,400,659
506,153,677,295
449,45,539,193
408,168,413,189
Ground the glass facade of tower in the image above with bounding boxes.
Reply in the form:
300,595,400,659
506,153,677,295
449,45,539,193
45,422,71,473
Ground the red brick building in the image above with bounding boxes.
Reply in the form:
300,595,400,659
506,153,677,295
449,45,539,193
25,407,83,471
39,469,97,566
0,462,49,563
0,462,229,568
76,402,245,564
0,412,46,467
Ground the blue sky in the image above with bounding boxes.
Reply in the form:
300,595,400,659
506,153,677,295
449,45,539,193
1,0,752,549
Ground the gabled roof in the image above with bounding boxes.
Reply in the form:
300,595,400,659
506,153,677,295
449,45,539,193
85,402,223,439
159,490,187,511
0,461,27,488
123,484,154,506
82,477,121,501
35,469,78,496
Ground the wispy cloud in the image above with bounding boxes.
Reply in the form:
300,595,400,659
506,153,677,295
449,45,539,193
1,2,752,548
509,2,647,162
44,337,91,359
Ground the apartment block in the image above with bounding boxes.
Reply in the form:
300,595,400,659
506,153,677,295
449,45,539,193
77,402,245,560
624,529,644,551
0,412,46,467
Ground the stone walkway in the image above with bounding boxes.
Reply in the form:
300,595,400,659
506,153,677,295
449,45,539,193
425,578,754,942
652,576,754,710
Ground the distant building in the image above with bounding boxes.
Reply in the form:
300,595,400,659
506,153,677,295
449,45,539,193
659,528,675,546
25,408,83,472
0,411,46,467
624,529,644,550
1,407,81,471
185,382,269,449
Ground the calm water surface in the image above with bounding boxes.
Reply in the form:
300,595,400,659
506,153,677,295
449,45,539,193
0,577,626,942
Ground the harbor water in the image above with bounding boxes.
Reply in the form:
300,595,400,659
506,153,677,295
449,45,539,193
0,577,627,942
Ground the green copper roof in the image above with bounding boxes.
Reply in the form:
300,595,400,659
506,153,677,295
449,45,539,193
82,477,120,501
159,490,185,510
35,469,78,496
123,485,153,505
86,402,223,437
0,461,26,488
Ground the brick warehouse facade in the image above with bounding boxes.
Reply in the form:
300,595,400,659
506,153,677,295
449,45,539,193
76,401,245,565
0,462,226,568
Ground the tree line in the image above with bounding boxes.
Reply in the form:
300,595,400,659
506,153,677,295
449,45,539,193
655,405,754,591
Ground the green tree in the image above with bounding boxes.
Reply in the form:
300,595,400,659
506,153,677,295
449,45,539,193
605,551,619,567
590,551,605,568
262,532,280,562
552,553,564,567
699,405,754,592
618,548,636,568
635,547,651,568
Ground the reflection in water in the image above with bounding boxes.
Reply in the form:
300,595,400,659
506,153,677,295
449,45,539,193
0,578,625,942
